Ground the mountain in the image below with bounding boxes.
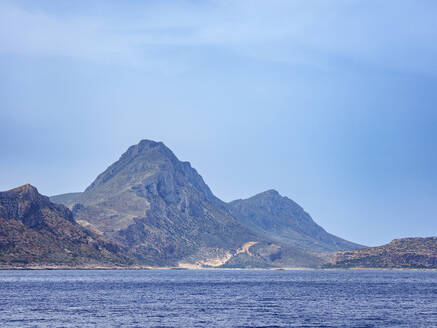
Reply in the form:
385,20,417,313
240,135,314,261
0,184,133,268
326,237,437,269
228,190,363,252
52,140,326,268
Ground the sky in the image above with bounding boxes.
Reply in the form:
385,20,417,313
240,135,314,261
1,0,436,246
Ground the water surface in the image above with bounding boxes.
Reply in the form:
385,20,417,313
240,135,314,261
0,269,436,327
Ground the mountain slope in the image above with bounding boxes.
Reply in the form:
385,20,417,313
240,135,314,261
54,140,324,267
228,190,363,252
326,237,437,269
50,192,81,207
0,185,132,268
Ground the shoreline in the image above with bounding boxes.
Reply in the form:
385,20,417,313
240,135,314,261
0,265,436,271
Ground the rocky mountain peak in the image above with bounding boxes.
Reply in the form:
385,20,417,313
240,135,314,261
1,184,51,212
0,184,73,228
9,184,46,201
254,189,286,203
82,139,214,203
228,189,363,252
84,140,185,194
239,189,304,214
0,184,133,267
258,189,281,197
121,139,175,161
11,183,37,192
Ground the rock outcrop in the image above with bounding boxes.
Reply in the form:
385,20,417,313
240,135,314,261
326,237,437,269
0,184,132,267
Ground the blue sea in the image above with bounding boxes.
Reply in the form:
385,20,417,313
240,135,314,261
0,269,436,327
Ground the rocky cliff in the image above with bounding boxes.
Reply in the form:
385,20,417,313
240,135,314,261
0,184,132,268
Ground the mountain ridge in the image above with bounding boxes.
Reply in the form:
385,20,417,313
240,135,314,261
228,189,363,252
4,140,433,269
60,139,324,267
49,139,361,267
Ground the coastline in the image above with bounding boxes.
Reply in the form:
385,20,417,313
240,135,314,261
1,265,436,271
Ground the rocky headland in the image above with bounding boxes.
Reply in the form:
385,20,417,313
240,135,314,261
326,237,437,269
0,184,133,268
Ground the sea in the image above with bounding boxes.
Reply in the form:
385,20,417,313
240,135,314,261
0,269,436,327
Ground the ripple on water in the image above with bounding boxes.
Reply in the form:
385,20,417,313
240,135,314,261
0,269,436,327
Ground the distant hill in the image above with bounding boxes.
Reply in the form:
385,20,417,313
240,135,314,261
228,190,363,252
50,192,81,207
0,184,133,268
52,140,326,268
326,237,437,269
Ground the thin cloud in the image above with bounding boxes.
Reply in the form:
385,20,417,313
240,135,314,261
0,0,436,75
0,2,135,61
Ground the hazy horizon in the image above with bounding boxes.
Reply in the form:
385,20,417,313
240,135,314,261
1,0,436,247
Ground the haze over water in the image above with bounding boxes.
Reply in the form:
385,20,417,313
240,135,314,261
1,269,436,327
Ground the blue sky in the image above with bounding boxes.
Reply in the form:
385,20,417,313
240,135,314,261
1,0,436,246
